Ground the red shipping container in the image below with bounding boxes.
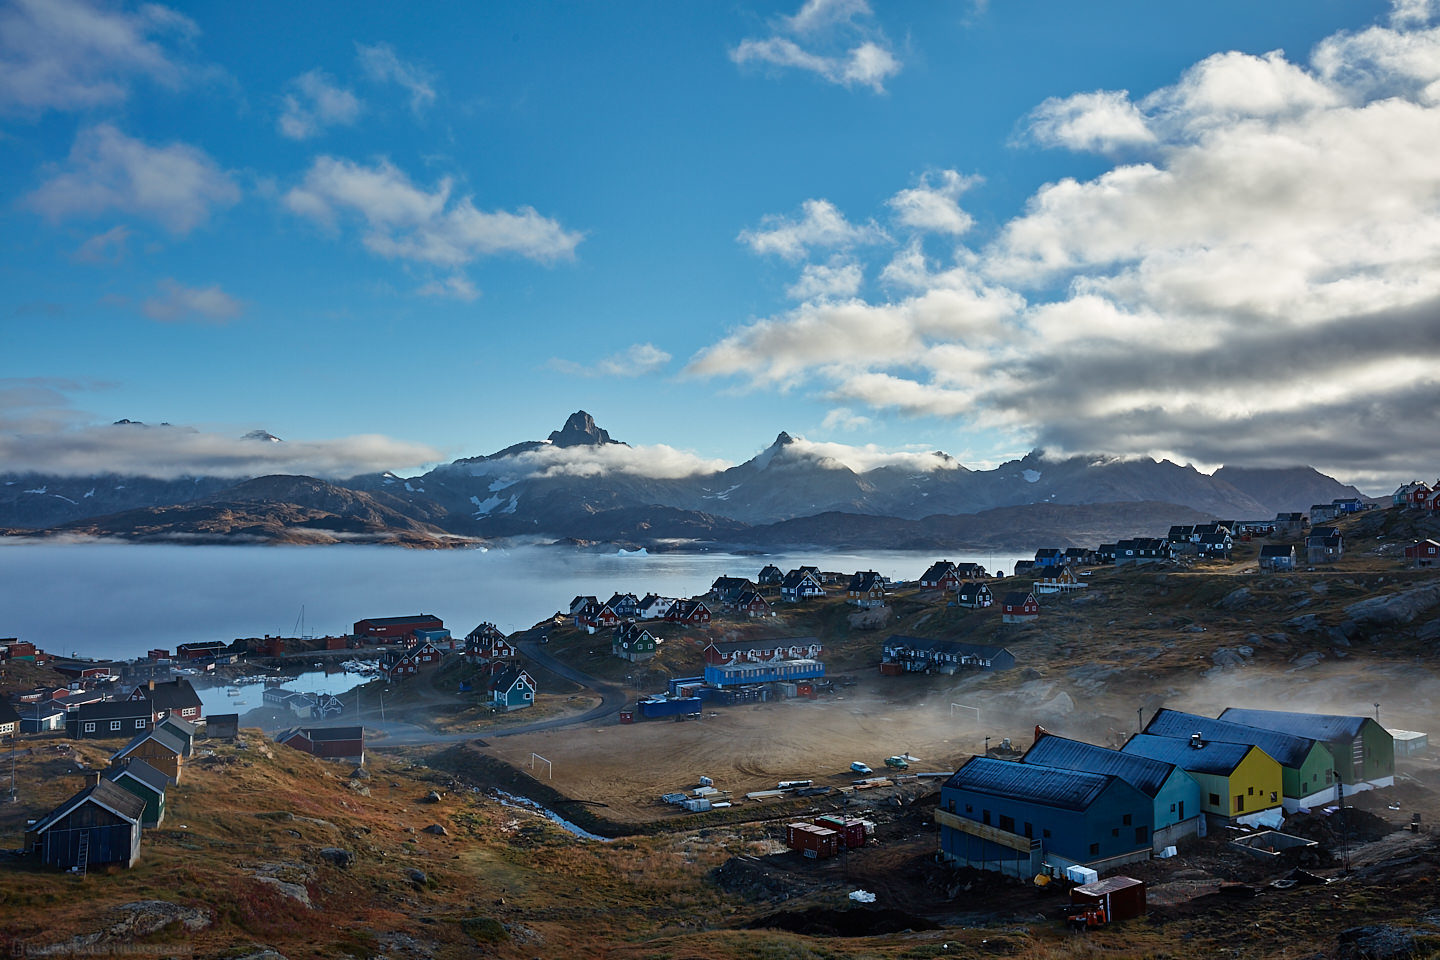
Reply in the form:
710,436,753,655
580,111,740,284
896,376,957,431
879,662,904,676
1071,876,1146,922
814,816,867,849
786,823,839,859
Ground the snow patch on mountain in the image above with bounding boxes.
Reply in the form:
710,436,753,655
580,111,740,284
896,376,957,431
1023,469,1042,483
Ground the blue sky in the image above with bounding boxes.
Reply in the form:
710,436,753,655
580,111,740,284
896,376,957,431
3,0,1437,490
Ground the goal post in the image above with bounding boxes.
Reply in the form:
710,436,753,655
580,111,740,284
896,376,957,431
950,703,980,723
530,753,552,780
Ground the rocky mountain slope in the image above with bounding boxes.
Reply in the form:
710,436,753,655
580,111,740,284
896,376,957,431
1,411,1371,548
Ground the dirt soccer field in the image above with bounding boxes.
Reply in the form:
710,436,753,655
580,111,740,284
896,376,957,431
479,680,993,823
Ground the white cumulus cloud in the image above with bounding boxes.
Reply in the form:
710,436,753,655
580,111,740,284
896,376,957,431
27,124,239,234
738,198,885,260
356,41,435,115
730,0,901,92
141,278,242,323
279,69,362,139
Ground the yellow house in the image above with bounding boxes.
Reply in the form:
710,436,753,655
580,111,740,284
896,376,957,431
1122,733,1282,823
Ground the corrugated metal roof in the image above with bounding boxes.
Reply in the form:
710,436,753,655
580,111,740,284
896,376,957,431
944,756,1111,811
1218,708,1369,742
1145,709,1318,768
1021,735,1176,797
1121,733,1257,775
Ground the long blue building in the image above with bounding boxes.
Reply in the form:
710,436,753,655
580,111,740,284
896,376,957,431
938,757,1153,878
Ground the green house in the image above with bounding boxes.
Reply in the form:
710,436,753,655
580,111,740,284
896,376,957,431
612,626,657,663
105,758,169,827
1220,708,1395,793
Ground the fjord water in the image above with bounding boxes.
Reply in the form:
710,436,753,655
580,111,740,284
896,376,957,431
0,541,1030,660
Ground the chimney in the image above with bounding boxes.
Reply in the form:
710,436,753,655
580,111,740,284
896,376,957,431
148,679,155,691
1189,733,1204,749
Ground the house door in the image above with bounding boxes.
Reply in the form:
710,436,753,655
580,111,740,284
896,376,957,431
1177,800,1184,820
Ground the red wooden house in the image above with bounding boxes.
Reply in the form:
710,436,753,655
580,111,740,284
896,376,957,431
703,637,823,665
276,725,365,765
665,600,711,625
735,590,772,618
919,561,961,590
1405,539,1440,567
1001,591,1040,624
381,640,444,680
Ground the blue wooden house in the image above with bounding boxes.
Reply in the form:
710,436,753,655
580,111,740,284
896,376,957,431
1021,734,1203,850
937,757,1153,878
26,778,145,871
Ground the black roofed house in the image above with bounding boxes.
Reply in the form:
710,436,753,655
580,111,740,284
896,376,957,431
1063,547,1094,566
105,758,169,827
709,577,757,605
380,640,444,681
464,623,517,662
68,700,153,740
1120,733,1282,825
612,622,658,662
937,756,1154,877
665,599,712,624
126,677,203,724
954,562,989,579
0,699,19,738
735,590,772,618
1022,733,1203,851
1195,531,1232,560
1258,544,1297,571
1034,548,1064,569
954,581,994,609
638,594,676,620
919,561,961,590
1001,591,1039,624
757,564,785,586
1306,528,1343,564
569,596,598,617
1393,481,1427,507
1035,565,1086,595
1168,525,1196,543
1096,544,1118,564
1274,512,1306,538
605,593,641,618
156,714,197,757
488,666,536,711
1310,502,1342,523
276,725,366,765
881,636,1014,674
1112,540,1140,566
25,778,145,871
780,569,825,602
846,571,887,608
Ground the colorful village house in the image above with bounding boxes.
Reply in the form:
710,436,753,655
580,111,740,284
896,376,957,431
1217,708,1395,793
1144,709,1338,812
110,725,187,783
846,570,886,608
489,666,536,711
104,758,169,827
26,778,145,871
1001,591,1039,624
1121,733,1282,826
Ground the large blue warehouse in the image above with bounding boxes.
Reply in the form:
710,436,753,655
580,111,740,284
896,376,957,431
938,756,1154,878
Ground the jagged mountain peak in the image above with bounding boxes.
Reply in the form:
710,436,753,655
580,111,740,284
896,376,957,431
773,431,795,446
548,410,623,448
242,429,283,443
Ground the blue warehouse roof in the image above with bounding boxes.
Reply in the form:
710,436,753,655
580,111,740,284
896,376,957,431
944,756,1112,811
1217,708,1373,743
1021,734,1177,797
1122,733,1256,776
1145,709,1318,768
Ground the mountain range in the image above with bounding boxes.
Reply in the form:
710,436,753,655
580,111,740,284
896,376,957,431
0,411,1368,550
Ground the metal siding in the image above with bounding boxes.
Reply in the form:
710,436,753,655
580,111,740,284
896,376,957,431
1229,748,1284,816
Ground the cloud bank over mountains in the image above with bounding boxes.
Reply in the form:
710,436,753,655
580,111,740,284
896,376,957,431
696,8,1440,490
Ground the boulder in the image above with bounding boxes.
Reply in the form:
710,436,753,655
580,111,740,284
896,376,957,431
1216,588,1252,610
424,791,443,804
1345,582,1440,627
406,868,429,886
423,824,448,836
318,847,353,869
1335,925,1420,960
252,877,311,908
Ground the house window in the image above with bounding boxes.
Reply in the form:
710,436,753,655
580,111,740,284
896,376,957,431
982,810,991,826
110,720,122,731
998,815,1015,833
1270,792,1278,803
948,800,956,813
1325,770,1333,785
1209,793,1221,806
1089,843,1099,856
1111,828,1119,838
1122,813,1132,826
1170,803,1177,813
84,722,95,733
1136,826,1148,843
1043,828,1052,839
965,804,973,814
1023,822,1033,839
1248,786,1254,796
135,720,146,728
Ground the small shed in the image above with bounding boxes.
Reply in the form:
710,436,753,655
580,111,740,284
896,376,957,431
1390,730,1428,757
1071,876,1146,922
110,726,187,783
26,778,144,871
206,713,240,739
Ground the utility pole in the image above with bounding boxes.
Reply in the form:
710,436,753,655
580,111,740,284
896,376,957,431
1137,706,1144,733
